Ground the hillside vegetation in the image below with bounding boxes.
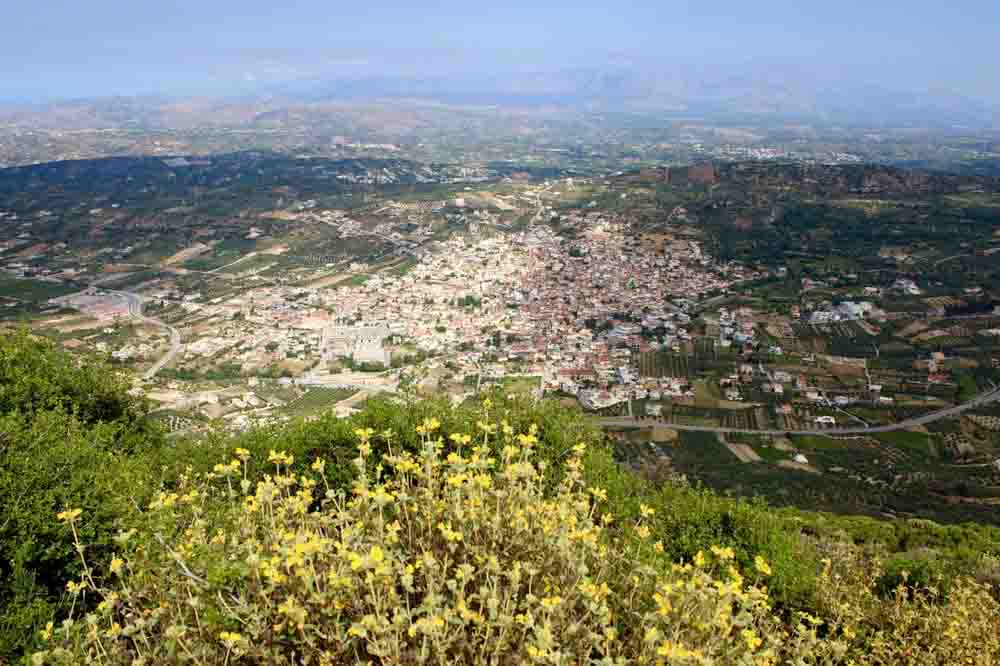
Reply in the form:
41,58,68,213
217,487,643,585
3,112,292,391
1,331,999,664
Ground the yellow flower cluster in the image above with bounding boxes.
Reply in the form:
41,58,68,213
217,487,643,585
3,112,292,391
33,425,829,664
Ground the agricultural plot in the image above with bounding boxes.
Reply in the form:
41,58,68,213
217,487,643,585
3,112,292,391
914,335,973,349
693,338,716,358
148,410,200,434
941,431,977,458
631,403,766,429
283,387,358,417
870,431,938,460
181,238,259,271
254,383,301,406
719,407,770,430
790,324,825,349
638,349,735,379
216,253,280,276
790,434,849,451
94,270,162,291
659,404,721,427
638,352,692,378
868,369,956,399
0,277,78,302
924,296,966,310
500,375,542,396
811,321,879,357
673,431,734,466
792,434,911,471
876,341,917,358
843,407,898,427
776,336,815,354
968,414,1000,431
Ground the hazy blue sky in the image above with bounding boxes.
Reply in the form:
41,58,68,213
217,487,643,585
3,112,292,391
2,0,997,104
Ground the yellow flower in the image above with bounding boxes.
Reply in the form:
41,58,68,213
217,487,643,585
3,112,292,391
636,525,651,539
446,471,466,486
56,508,82,523
653,592,673,616
39,622,54,641
278,597,308,628
640,503,656,518
109,557,125,575
654,540,665,553
742,628,763,651
517,432,538,446
657,641,697,659
589,487,608,501
234,447,250,461
711,545,735,561
311,458,326,473
219,631,243,647
754,555,772,576
540,596,563,610
439,523,463,542
420,417,441,432
213,461,239,476
267,450,293,465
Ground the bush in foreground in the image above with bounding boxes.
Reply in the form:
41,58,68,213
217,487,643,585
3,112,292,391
0,331,162,658
35,420,843,665
34,411,1000,665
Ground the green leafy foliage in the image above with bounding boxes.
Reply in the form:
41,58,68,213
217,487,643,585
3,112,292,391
0,329,146,426
0,332,164,658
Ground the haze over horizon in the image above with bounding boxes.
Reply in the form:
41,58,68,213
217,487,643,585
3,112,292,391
1,0,998,126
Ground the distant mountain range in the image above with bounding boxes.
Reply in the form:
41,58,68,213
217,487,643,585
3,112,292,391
1,65,997,131
269,67,998,127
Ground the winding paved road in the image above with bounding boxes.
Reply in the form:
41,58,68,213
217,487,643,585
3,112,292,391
600,387,1000,436
109,290,182,380
932,253,971,267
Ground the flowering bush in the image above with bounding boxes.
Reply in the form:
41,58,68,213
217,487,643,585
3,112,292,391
34,418,842,665
814,540,1000,665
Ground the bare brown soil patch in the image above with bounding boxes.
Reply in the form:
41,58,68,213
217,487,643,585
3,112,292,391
777,460,821,474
